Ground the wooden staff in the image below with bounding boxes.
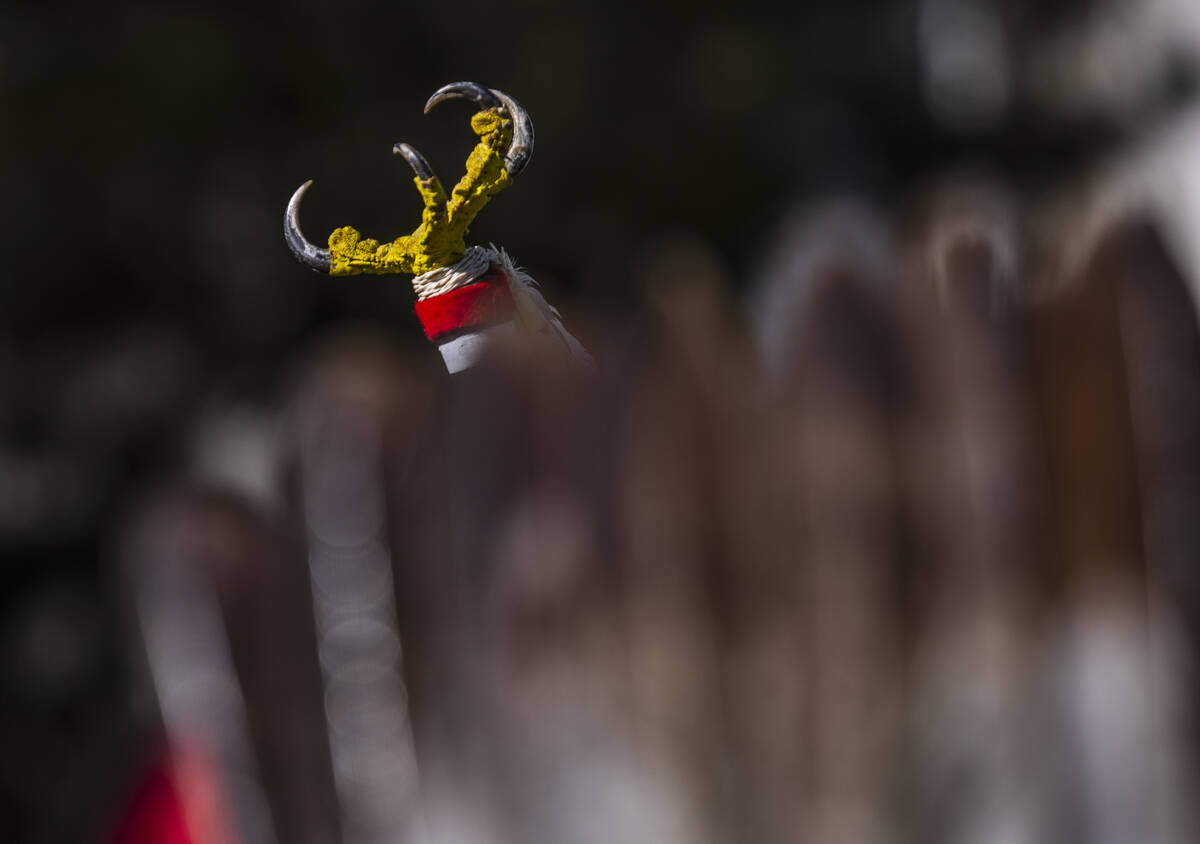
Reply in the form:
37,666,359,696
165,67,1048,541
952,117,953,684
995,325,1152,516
117,488,315,844
281,332,432,844
1031,212,1157,844
895,179,1053,842
752,199,910,844
1108,219,1200,843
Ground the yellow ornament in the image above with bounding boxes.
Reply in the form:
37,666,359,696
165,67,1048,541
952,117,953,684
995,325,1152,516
285,82,533,277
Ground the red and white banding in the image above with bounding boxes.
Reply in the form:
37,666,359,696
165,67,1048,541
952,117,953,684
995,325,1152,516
414,261,517,373
412,244,593,373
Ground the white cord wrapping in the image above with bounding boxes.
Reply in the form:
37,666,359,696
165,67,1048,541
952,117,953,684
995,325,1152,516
411,246,497,300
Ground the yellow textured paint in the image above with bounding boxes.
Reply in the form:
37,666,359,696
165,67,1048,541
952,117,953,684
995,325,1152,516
329,109,514,276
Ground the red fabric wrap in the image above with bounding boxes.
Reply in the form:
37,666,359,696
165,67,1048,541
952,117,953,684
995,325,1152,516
414,268,515,342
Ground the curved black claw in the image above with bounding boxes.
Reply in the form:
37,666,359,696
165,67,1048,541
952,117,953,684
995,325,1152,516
285,181,332,273
424,81,503,114
424,81,534,176
393,142,436,181
489,88,534,176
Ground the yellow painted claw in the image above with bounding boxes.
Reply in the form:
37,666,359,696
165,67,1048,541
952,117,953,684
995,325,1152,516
285,83,534,277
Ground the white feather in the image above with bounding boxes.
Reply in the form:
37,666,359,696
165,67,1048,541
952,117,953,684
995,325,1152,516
495,246,596,369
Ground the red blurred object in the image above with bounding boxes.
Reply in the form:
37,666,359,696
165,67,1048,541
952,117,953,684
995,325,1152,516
107,743,236,844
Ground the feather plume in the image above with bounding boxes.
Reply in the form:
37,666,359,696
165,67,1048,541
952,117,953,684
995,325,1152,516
495,246,596,369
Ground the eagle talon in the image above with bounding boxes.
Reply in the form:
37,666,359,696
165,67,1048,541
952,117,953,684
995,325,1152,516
393,142,435,182
424,81,502,114
284,82,534,277
284,180,331,273
424,83,533,175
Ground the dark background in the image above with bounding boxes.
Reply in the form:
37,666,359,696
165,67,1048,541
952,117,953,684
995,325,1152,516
1,0,1195,840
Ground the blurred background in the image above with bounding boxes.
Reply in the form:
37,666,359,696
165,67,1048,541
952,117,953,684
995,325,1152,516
6,0,1200,841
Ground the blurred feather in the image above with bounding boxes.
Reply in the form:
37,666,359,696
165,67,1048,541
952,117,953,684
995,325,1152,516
497,248,595,369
